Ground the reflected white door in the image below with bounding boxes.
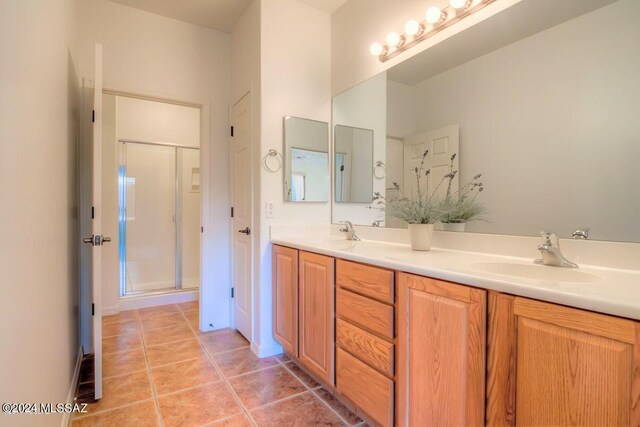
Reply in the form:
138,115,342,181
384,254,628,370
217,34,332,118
231,94,252,340
404,125,459,200
80,44,106,399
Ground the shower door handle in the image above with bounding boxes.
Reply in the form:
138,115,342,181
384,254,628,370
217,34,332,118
82,234,112,246
238,227,251,235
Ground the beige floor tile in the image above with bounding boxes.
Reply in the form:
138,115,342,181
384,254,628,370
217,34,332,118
140,312,189,331
138,304,180,318
103,310,137,325
72,400,158,426
284,361,320,389
103,348,146,379
158,382,242,427
208,413,254,426
85,371,152,414
103,333,143,354
177,301,198,311
251,392,345,426
201,330,249,354
150,355,220,395
228,365,306,409
102,318,139,338
142,322,194,346
214,347,279,378
314,387,363,425
145,338,204,367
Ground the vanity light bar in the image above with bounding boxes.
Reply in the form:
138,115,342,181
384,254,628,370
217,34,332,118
370,0,496,63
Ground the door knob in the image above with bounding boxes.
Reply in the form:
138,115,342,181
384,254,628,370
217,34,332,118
83,235,95,245
103,236,112,243
238,227,251,235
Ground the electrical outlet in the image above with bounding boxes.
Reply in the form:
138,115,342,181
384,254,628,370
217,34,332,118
265,201,275,218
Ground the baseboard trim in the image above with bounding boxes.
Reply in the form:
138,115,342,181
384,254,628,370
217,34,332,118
61,346,83,427
117,290,198,311
251,341,283,358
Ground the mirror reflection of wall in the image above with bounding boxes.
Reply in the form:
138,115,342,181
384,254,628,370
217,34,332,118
283,117,329,202
334,125,374,203
331,0,640,243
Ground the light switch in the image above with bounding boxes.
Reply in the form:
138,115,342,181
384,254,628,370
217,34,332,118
265,201,275,218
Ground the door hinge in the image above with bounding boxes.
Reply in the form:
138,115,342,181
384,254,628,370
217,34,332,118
231,288,235,298
92,110,95,123
230,126,234,137
231,207,234,218
201,226,204,233
91,303,95,316
91,206,95,219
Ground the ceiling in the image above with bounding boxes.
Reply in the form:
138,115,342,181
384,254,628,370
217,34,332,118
108,0,347,33
388,0,617,86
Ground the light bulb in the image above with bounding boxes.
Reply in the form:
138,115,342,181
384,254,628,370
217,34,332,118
386,32,401,47
404,20,421,36
370,42,384,56
425,6,445,24
449,0,470,9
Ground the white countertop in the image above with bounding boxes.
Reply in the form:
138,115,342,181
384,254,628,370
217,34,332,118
271,235,640,321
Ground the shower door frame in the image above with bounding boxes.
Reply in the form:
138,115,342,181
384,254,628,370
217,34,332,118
118,139,200,297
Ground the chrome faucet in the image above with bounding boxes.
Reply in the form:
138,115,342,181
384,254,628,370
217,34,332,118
534,231,578,268
572,228,590,239
340,221,361,241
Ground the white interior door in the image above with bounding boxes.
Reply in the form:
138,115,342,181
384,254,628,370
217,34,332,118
230,94,252,340
403,125,459,201
80,44,106,400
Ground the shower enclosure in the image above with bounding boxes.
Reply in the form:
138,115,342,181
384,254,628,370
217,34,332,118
118,140,200,296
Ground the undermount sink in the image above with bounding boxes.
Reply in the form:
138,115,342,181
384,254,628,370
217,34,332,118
472,262,601,283
307,237,358,251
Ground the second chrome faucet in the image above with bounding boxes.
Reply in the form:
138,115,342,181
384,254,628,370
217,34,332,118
535,231,578,268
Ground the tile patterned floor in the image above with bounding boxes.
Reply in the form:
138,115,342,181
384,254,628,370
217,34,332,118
72,302,364,426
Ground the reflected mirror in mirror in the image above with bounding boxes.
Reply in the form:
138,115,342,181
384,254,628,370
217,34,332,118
331,0,640,242
283,116,329,202
334,125,374,203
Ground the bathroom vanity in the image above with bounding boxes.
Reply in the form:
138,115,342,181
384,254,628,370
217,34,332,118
271,238,640,426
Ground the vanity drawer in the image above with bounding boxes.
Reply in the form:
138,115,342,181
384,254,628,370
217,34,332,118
336,289,394,340
336,348,394,427
336,318,394,378
337,259,395,304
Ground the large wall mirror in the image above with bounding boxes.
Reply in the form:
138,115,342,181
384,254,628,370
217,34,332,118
283,116,329,202
334,125,374,203
331,0,640,242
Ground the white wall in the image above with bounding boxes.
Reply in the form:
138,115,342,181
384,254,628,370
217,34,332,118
234,0,332,357
332,72,387,225
0,0,81,425
331,0,521,95
388,0,640,241
117,96,200,148
76,0,232,329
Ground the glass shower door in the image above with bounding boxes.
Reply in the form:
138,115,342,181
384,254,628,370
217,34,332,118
121,143,176,294
119,142,201,296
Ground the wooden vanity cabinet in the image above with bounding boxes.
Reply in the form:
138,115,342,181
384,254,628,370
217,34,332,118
396,272,487,427
487,292,640,426
335,259,396,427
272,245,298,356
298,251,335,385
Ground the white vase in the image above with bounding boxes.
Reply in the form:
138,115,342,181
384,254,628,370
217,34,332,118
441,222,466,232
408,223,434,251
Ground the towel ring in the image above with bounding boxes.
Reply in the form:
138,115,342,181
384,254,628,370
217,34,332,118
374,160,386,179
263,149,283,173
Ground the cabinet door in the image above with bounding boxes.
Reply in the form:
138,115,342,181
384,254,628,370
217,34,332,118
397,273,486,427
487,293,640,426
298,251,335,384
272,245,298,356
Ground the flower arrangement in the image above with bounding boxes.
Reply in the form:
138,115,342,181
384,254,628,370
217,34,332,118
371,149,443,224
437,153,486,225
